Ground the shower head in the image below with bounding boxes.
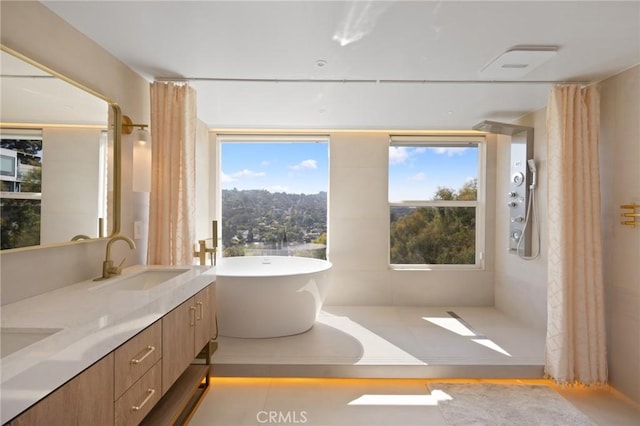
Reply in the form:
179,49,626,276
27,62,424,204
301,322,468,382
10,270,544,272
472,120,532,136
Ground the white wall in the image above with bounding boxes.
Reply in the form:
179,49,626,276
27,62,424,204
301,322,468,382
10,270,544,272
600,65,640,403
326,132,496,306
0,2,149,304
41,127,104,244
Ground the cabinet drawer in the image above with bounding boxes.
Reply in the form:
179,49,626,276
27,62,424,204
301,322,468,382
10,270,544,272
114,320,162,399
115,360,162,426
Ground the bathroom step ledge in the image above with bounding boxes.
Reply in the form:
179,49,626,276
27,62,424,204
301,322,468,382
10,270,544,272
211,363,544,379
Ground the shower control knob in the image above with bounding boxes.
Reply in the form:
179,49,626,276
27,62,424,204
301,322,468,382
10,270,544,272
511,216,525,223
511,230,522,240
507,201,517,208
508,192,518,198
512,172,525,186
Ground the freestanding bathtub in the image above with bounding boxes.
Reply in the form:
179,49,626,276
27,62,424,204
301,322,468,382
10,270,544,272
216,256,332,338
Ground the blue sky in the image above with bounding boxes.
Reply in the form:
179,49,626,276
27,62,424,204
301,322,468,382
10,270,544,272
220,141,477,199
389,146,478,202
221,142,328,194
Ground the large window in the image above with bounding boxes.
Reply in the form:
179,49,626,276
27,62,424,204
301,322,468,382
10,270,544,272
219,136,328,259
389,136,485,268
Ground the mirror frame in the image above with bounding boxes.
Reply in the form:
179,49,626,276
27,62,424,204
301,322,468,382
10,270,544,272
0,44,122,251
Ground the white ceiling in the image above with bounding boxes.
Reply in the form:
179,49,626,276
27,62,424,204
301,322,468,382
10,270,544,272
42,1,640,130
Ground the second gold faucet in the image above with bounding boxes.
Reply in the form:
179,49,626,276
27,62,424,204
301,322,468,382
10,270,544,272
96,235,136,281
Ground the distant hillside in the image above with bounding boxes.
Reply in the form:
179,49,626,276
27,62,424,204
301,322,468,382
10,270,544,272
221,189,327,247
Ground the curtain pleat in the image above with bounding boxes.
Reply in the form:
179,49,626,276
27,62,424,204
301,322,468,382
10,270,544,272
545,84,607,385
147,82,196,265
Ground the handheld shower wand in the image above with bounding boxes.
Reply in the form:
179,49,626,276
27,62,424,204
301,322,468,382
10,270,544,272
527,159,537,189
518,159,540,260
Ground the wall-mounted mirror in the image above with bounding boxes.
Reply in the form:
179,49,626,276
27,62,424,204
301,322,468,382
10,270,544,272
0,46,121,251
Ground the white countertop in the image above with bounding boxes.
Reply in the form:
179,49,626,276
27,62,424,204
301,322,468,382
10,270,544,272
0,264,216,424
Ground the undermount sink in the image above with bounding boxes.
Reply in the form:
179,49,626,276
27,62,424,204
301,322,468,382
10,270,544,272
1,327,63,358
89,269,190,292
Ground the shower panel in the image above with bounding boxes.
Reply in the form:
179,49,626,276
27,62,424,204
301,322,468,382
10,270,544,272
508,130,534,256
473,121,534,256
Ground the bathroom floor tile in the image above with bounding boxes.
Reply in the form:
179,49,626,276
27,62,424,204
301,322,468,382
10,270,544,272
190,378,448,426
212,306,545,377
189,378,640,426
199,307,637,425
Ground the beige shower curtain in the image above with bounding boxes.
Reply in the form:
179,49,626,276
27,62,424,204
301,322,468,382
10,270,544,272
147,81,196,265
545,84,607,385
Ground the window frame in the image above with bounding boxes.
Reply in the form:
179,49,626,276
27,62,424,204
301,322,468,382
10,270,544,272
216,134,329,259
389,135,486,270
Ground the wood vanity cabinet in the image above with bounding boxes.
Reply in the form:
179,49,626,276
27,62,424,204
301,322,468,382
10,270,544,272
114,321,162,399
11,353,114,426
161,285,215,395
114,320,163,426
6,283,216,426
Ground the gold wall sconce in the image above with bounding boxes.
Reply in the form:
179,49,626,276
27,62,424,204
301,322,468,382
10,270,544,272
122,114,150,144
124,114,152,192
621,203,639,228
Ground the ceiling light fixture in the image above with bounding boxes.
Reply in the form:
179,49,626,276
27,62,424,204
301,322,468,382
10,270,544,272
122,114,150,144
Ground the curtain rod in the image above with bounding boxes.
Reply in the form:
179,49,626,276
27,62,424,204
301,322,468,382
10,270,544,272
154,77,591,85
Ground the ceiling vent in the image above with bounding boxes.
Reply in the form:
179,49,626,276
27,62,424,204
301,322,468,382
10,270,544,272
479,46,558,79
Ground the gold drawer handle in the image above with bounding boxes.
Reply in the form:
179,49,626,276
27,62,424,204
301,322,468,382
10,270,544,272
190,306,197,326
130,345,155,365
131,388,155,412
197,301,204,320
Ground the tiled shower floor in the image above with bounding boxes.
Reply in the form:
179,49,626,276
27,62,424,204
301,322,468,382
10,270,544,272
211,306,546,378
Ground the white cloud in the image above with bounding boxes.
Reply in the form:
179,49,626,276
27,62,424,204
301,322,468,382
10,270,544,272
289,159,317,171
430,147,468,157
270,185,289,192
260,161,270,167
233,169,266,178
389,146,410,164
409,172,426,181
220,171,235,183
390,146,429,165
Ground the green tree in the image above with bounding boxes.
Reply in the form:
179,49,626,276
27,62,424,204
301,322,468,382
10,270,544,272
20,167,42,193
223,245,245,257
390,180,477,265
1,199,41,249
313,233,327,245
221,189,327,257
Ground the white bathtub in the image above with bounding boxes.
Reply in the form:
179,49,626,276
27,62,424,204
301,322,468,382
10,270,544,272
216,256,332,338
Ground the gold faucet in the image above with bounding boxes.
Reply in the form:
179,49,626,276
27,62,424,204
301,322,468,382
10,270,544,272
192,220,218,266
194,239,217,266
97,235,136,280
